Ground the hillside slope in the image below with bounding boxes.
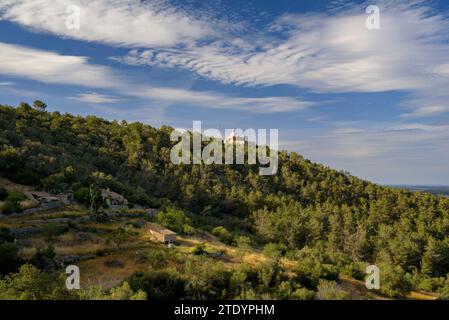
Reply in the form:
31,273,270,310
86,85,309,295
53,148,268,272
2,102,449,298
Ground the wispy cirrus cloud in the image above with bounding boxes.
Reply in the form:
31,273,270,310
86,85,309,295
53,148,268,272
2,0,449,117
124,1,449,89
0,41,310,113
116,0,449,117
69,92,121,104
131,87,313,113
282,121,449,184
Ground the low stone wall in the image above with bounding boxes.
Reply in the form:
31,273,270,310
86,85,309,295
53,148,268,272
10,226,43,237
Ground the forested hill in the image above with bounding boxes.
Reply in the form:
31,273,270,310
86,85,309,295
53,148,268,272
2,102,449,294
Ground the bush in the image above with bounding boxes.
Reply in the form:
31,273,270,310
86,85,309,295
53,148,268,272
376,263,412,298
0,242,23,276
418,277,445,292
192,244,208,256
127,269,186,299
292,287,315,300
257,260,281,290
184,260,231,299
0,227,14,243
5,191,26,202
148,250,168,269
0,187,8,201
437,278,449,299
0,200,21,215
106,282,147,300
156,208,192,234
0,264,75,300
183,224,194,235
212,226,234,245
263,243,287,260
73,187,90,206
110,225,138,248
276,281,314,300
43,223,68,240
95,249,106,257
316,280,351,300
294,259,339,289
340,262,367,281
31,246,57,272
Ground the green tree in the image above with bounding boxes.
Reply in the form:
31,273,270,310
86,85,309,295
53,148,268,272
0,264,74,300
32,100,47,111
156,208,191,233
89,184,103,213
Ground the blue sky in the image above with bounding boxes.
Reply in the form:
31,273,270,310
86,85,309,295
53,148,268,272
1,0,449,185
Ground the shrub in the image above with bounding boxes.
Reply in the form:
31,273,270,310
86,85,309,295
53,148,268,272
263,243,287,260
95,249,106,257
276,281,314,300
192,244,208,256
106,282,147,300
340,262,367,281
437,278,449,299
148,250,168,269
257,260,281,290
31,246,57,272
212,226,234,245
418,277,445,292
0,200,21,215
127,269,186,299
376,263,412,298
292,287,315,300
156,208,192,234
73,187,90,206
316,280,351,300
0,264,75,300
0,227,14,243
43,223,68,240
294,259,339,289
110,225,138,248
5,191,26,202
183,224,194,235
184,260,231,299
0,242,23,276
0,187,8,201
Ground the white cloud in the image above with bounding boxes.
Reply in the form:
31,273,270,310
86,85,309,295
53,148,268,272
70,92,121,104
4,0,449,108
0,42,116,88
0,0,213,48
115,0,449,118
281,121,449,184
124,1,449,91
132,87,313,113
0,81,14,86
0,41,309,113
3,0,449,117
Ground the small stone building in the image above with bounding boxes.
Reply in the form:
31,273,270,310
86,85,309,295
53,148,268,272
29,191,62,209
149,225,177,244
101,188,128,209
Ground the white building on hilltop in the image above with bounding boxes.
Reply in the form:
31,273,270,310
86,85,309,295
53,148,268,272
224,129,248,145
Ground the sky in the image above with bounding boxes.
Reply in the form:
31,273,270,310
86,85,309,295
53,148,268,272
1,0,449,185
